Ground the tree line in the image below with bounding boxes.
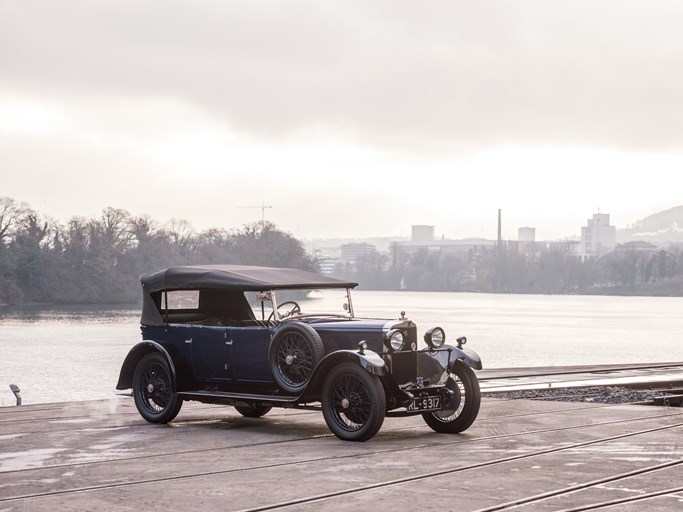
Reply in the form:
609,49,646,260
3,196,682,305
337,241,683,296
0,197,315,305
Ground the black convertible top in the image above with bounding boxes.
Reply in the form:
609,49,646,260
141,264,358,293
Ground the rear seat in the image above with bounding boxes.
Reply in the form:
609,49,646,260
228,319,272,328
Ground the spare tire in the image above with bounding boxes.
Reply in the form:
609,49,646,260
269,322,324,393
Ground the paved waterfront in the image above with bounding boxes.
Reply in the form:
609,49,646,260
1,393,683,511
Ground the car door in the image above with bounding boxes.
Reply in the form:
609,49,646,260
190,326,232,381
228,326,272,383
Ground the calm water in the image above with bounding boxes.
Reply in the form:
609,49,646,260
1,292,681,406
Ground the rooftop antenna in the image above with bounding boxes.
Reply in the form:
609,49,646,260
237,202,273,229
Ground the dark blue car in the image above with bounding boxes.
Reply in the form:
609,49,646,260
117,264,482,441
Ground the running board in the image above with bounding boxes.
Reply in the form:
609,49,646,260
178,390,302,405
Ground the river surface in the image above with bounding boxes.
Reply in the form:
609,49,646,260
1,291,681,406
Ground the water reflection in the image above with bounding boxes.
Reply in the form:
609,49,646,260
1,292,682,406
0,303,140,324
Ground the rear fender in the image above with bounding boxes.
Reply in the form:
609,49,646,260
116,341,177,391
300,349,386,401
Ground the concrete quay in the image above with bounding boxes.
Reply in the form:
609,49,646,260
478,362,683,393
1,393,683,512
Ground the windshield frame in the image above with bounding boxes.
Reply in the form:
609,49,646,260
253,287,355,322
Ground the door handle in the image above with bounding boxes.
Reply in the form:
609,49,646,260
184,339,192,344
226,339,233,345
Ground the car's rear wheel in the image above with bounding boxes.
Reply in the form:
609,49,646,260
321,362,386,442
422,360,480,434
133,352,182,423
269,322,324,393
234,405,272,418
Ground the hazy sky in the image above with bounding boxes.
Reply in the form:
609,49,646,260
2,1,683,241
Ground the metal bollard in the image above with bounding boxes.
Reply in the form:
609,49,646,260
9,384,21,406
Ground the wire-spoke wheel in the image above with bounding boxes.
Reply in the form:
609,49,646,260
322,362,386,442
133,352,182,423
269,322,324,393
422,360,480,434
234,405,272,418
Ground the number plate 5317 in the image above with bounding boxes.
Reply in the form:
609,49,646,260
407,396,441,412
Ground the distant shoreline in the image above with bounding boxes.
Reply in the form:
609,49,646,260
1,289,682,309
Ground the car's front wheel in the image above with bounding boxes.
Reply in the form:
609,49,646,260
133,352,182,423
422,360,480,434
321,362,386,442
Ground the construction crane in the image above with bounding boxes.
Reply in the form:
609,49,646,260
237,202,273,228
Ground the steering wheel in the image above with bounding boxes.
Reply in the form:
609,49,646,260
267,300,301,322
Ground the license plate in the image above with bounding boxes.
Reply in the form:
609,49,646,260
407,396,441,412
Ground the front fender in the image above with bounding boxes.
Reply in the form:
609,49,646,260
300,349,386,401
116,340,177,391
428,344,483,371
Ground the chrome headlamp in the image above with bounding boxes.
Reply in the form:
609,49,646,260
424,326,446,349
384,329,406,352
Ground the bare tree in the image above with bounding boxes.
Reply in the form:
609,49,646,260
0,197,29,243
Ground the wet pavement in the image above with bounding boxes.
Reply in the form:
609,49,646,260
1,387,683,511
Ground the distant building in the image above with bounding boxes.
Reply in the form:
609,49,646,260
517,226,537,254
392,237,495,258
340,242,378,263
316,257,338,275
391,225,496,258
615,241,657,253
518,227,535,242
411,225,435,242
580,213,616,256
549,239,580,253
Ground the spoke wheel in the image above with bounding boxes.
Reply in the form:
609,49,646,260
269,322,324,393
322,362,386,442
422,360,480,434
133,352,182,423
234,405,272,418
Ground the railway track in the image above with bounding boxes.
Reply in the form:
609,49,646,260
478,362,683,395
234,418,683,512
0,405,677,478
472,459,683,512
3,364,683,510
2,403,682,510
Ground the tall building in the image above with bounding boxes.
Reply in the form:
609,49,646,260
517,226,537,254
580,213,616,256
518,227,535,242
411,225,434,242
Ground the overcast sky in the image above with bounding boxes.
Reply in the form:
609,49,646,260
2,0,682,242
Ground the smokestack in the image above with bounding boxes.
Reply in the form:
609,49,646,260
497,209,502,245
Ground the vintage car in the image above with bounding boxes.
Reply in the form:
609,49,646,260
116,264,482,441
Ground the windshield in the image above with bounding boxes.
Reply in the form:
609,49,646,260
246,288,354,322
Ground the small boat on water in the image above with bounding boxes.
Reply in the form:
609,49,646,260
306,289,325,299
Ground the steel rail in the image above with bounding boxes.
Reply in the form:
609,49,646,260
235,420,683,512
0,397,618,435
478,362,683,381
2,413,683,505
472,458,683,511
3,401,680,477
555,485,683,512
